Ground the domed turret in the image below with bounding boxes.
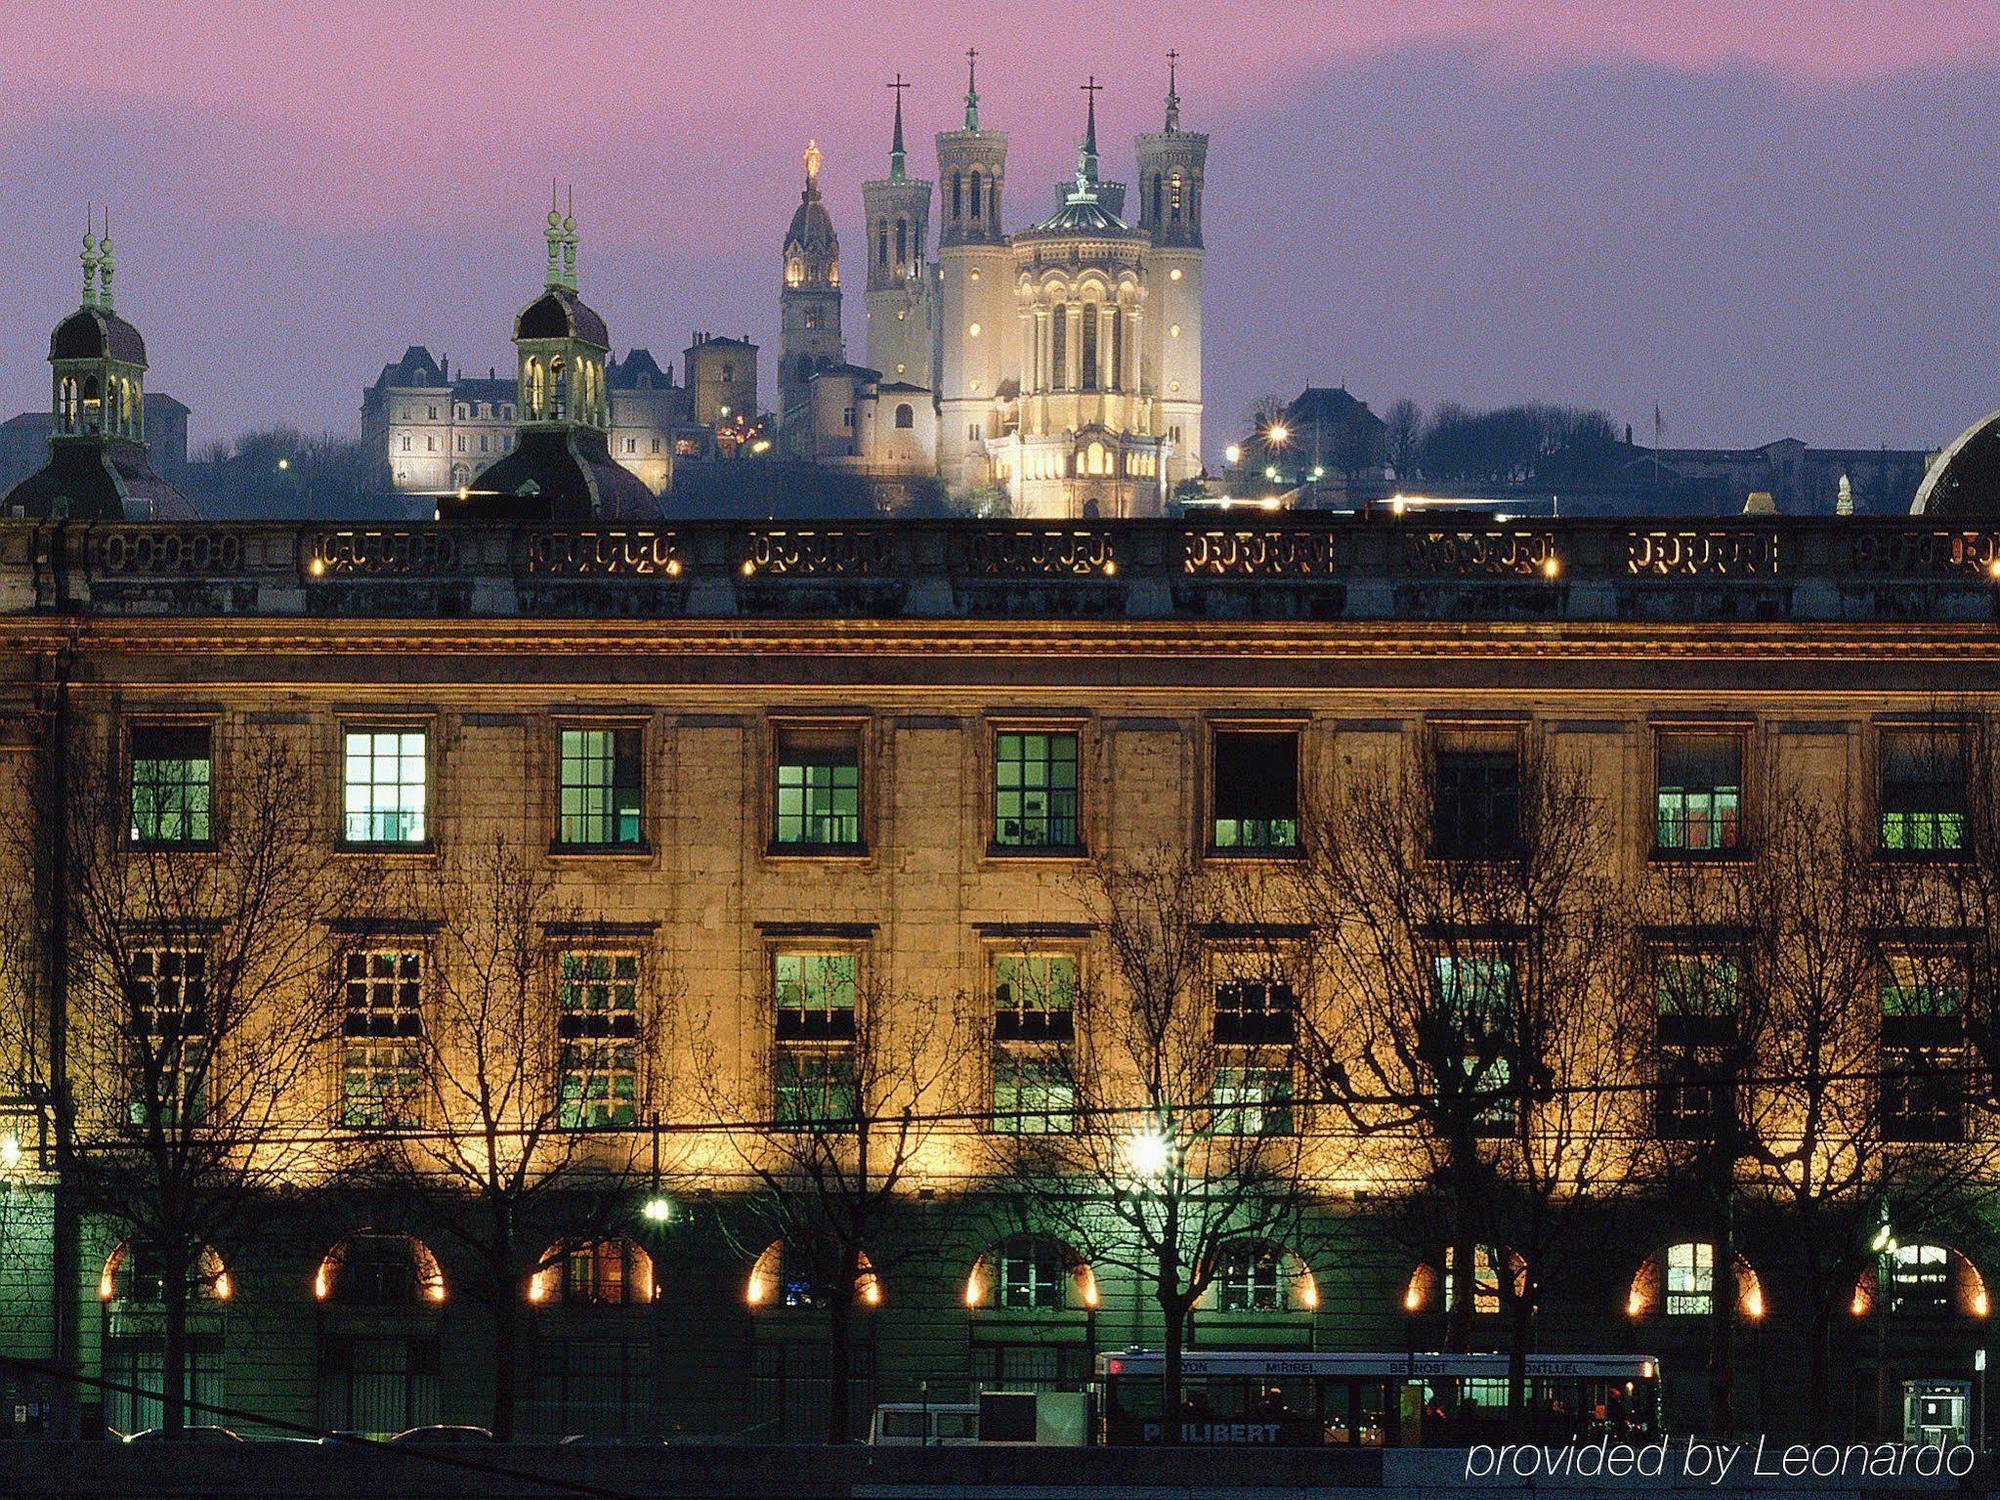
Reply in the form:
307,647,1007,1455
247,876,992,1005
779,140,846,432
3,213,194,521
448,193,656,522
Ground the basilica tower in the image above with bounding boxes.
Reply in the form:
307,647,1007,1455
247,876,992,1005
1135,52,1207,488
779,141,845,433
935,50,1013,490
861,77,935,391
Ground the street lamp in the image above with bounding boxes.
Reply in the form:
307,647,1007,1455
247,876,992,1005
1266,423,1290,446
641,1195,674,1226
1126,1124,1176,1187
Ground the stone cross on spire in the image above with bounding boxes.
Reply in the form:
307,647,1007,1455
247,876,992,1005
887,73,909,180
1165,49,1181,132
963,47,980,131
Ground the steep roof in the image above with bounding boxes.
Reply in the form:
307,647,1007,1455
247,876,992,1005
51,306,147,365
514,286,609,349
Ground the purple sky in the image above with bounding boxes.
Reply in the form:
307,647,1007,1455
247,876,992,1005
4,1,1998,458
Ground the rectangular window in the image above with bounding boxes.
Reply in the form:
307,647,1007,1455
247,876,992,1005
557,727,643,847
774,952,856,1041
773,727,862,849
1217,1244,1283,1312
1881,951,1967,1142
342,729,427,845
623,437,636,455
1880,728,1967,854
993,731,1081,851
1432,730,1520,858
1889,1244,1950,1315
558,952,640,1127
1442,1245,1502,1315
1666,1242,1713,1317
127,948,207,1129
1655,951,1741,1140
993,955,1076,1042
129,724,211,845
1214,978,1295,1046
1434,954,1514,1134
992,1055,1074,1134
1211,731,1300,852
774,1049,858,1128
1655,732,1742,853
342,950,422,1128
1210,1064,1293,1136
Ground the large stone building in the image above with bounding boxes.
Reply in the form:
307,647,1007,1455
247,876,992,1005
784,56,1207,516
4,493,2000,1444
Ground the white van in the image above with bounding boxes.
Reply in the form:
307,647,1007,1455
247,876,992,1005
868,1401,980,1446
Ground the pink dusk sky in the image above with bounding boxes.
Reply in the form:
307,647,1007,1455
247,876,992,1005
3,0,1997,458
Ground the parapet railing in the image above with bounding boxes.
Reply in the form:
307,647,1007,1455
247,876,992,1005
6,516,1999,622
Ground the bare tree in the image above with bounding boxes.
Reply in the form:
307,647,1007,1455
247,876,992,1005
0,715,354,1435
380,834,673,1439
1383,398,1423,484
1280,732,1642,1422
984,853,1318,1442
687,964,977,1443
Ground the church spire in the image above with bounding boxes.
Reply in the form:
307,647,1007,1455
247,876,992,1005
963,47,980,130
1078,76,1102,186
81,208,100,309
545,183,563,289
887,73,909,180
562,187,578,291
97,210,116,311
1164,48,1181,132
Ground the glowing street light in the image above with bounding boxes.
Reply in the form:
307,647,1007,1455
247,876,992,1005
1126,1124,1176,1186
1266,422,1290,446
641,1195,675,1226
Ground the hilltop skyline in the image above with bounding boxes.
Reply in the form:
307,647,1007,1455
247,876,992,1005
2,1,1998,455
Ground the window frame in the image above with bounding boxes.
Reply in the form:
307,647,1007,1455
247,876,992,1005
1650,725,1748,859
1206,723,1304,858
338,721,433,851
1428,723,1525,861
125,946,211,1132
126,719,216,849
770,943,864,1131
767,717,869,857
551,720,648,853
988,721,1087,857
556,949,643,1129
341,947,424,1130
1876,721,1970,859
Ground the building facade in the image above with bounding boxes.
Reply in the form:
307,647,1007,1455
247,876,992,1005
3,506,2000,1444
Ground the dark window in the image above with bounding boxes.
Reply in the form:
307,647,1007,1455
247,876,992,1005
774,727,862,849
894,403,914,430
1881,728,1967,854
877,221,888,265
1080,310,1098,392
774,1048,858,1128
1050,312,1067,391
342,950,422,1129
996,1238,1065,1309
1214,978,1295,1046
993,732,1080,850
1211,1064,1293,1136
558,1239,651,1306
1211,731,1299,851
558,952,640,1127
557,728,643,847
329,1236,424,1307
1654,952,1741,1140
950,171,962,218
1655,733,1742,852
775,952,856,1041
970,170,983,219
1881,954,1967,1142
1432,733,1520,858
895,218,907,262
130,725,211,845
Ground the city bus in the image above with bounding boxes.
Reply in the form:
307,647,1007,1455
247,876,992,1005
1094,1350,1661,1447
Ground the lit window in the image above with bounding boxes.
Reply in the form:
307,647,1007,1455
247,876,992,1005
1656,733,1742,852
1888,1243,1950,1315
996,1238,1065,1309
1434,954,1515,1134
129,724,210,845
342,729,427,845
556,1238,652,1306
1880,728,1967,854
775,1048,858,1128
994,956,1076,1042
775,952,856,1041
1666,1242,1714,1317
127,948,208,1129
1211,731,1299,851
992,1055,1073,1134
774,727,862,849
1442,1245,1504,1315
1655,951,1741,1139
342,950,422,1128
1211,1064,1293,1136
1216,1243,1283,1312
557,728,643,847
993,731,1080,850
558,952,640,1127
